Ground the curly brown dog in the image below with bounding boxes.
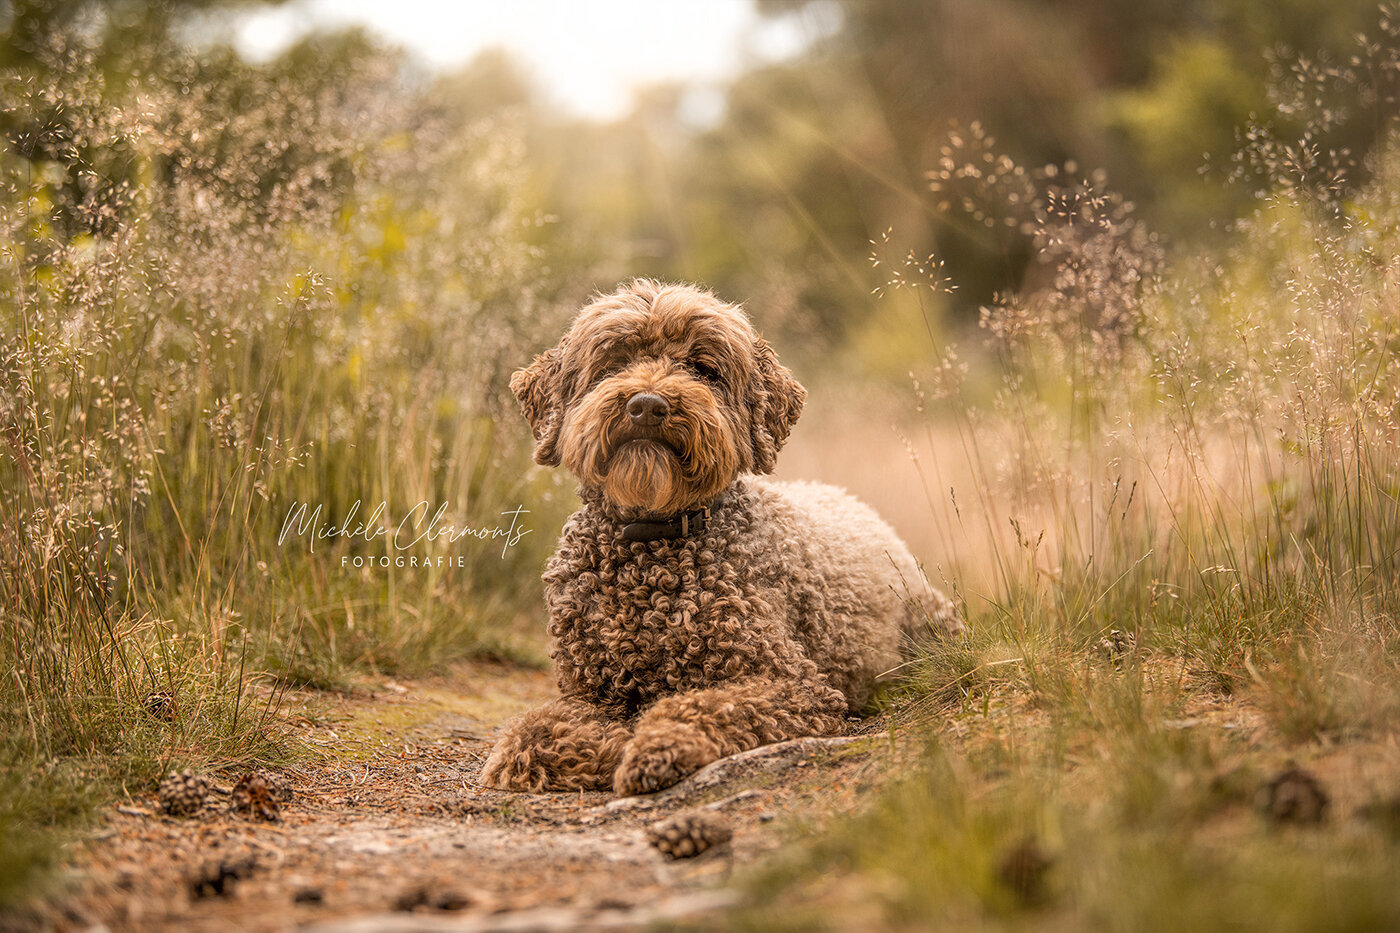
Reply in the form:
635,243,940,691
480,280,962,796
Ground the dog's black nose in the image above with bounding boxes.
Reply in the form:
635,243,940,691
626,392,670,426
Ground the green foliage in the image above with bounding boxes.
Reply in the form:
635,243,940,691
1103,36,1261,233
0,21,569,907
740,9,1400,927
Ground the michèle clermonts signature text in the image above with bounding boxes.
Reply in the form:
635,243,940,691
278,500,531,564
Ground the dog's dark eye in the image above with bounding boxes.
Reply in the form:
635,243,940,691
689,360,721,384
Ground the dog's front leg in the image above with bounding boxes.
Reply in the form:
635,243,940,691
480,697,633,791
612,676,847,796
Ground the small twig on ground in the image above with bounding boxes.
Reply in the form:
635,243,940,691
603,734,885,815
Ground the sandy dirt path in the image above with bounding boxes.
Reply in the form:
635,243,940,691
44,663,897,932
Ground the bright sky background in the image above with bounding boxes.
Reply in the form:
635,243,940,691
232,0,831,121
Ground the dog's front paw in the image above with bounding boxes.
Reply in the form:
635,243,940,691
479,740,550,792
613,723,719,796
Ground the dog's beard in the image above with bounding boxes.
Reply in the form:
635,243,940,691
602,440,688,513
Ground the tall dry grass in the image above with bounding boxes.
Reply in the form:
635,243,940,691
884,94,1400,714
743,10,1400,930
0,32,567,901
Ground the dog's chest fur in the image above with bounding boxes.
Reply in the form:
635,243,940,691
542,481,804,713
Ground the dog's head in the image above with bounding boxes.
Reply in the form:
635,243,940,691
511,280,805,515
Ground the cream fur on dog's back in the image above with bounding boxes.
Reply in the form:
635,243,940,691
739,476,959,710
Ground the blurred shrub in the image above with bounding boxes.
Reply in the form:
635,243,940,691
895,8,1400,687
0,21,566,816
744,12,1400,928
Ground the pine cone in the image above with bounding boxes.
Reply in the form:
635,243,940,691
1095,629,1137,665
646,810,733,860
254,769,293,803
158,769,209,817
142,690,177,722
189,856,256,899
1258,766,1329,824
996,837,1053,905
230,771,282,822
393,884,475,912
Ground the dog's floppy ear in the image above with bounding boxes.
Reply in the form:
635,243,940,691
510,342,567,466
748,337,806,473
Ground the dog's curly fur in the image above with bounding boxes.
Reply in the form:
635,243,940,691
481,280,962,796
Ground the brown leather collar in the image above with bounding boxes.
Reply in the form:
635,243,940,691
620,506,711,542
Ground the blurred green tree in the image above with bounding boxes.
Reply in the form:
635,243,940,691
724,0,1381,330
518,0,1384,355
